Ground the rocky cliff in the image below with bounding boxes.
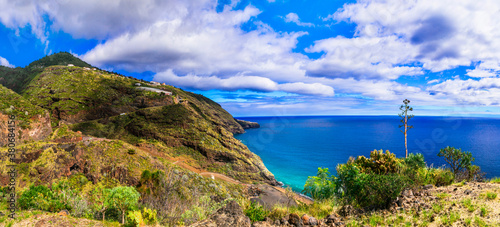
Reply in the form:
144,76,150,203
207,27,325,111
235,119,260,129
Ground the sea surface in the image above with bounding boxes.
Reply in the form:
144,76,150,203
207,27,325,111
234,116,500,192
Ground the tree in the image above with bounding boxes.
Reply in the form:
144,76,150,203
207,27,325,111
107,186,141,224
438,146,475,178
302,167,335,200
89,182,111,222
398,99,414,158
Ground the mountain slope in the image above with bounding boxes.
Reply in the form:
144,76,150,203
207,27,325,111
0,84,52,146
19,64,276,185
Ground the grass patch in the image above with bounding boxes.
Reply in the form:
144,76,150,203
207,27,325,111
432,203,444,214
479,206,489,217
436,192,451,199
441,212,460,226
461,198,476,212
489,177,500,183
479,191,497,200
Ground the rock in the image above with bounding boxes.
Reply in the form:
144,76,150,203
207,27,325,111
58,210,69,216
308,216,318,226
235,119,260,129
252,221,273,227
289,213,303,227
464,189,472,195
423,184,433,190
301,214,310,225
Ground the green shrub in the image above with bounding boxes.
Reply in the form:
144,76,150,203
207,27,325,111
352,150,402,174
18,185,67,212
244,201,270,222
142,207,158,225
335,162,410,209
107,186,141,224
127,210,144,227
302,167,335,200
438,146,476,181
127,149,136,155
404,153,426,169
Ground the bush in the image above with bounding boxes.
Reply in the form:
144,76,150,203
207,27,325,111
352,150,402,174
127,210,144,227
107,186,141,224
18,185,67,212
142,207,158,225
335,162,410,209
244,201,270,222
302,167,335,200
404,153,426,169
427,168,454,186
332,150,414,209
437,146,475,181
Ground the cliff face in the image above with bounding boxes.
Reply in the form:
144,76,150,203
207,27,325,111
235,119,260,129
0,85,52,146
17,65,276,185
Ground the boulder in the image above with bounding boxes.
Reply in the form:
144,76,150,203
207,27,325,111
288,213,303,227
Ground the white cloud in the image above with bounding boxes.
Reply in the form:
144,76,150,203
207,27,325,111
306,36,422,80
0,56,14,68
427,79,440,84
81,5,308,83
283,13,314,27
327,0,500,74
428,78,500,105
154,69,334,96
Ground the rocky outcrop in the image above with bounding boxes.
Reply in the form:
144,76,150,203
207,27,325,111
235,119,260,130
0,112,52,146
0,85,52,146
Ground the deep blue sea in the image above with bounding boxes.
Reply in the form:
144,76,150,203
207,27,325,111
234,116,500,192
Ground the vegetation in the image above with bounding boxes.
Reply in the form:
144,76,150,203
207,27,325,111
438,146,483,181
398,99,414,158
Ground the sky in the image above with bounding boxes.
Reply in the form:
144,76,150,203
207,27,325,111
1,0,500,117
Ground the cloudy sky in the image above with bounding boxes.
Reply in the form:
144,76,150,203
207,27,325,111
1,0,500,117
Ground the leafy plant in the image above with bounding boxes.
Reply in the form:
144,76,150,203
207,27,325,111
352,150,402,174
18,185,67,212
302,167,335,200
107,186,141,224
335,161,409,209
244,201,270,222
404,153,426,169
437,146,474,179
141,207,158,225
127,210,144,227
89,182,112,221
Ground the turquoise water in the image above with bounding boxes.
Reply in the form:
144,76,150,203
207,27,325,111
234,116,500,192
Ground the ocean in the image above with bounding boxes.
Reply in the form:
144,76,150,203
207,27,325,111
234,116,500,192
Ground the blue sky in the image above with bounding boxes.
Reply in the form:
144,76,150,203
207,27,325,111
1,0,500,117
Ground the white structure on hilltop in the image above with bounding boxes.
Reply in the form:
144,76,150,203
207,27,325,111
67,64,74,67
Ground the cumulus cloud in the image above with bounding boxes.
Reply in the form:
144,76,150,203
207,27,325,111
283,13,314,27
327,0,500,74
306,36,422,80
81,4,309,83
0,56,14,68
154,69,334,96
428,78,500,105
